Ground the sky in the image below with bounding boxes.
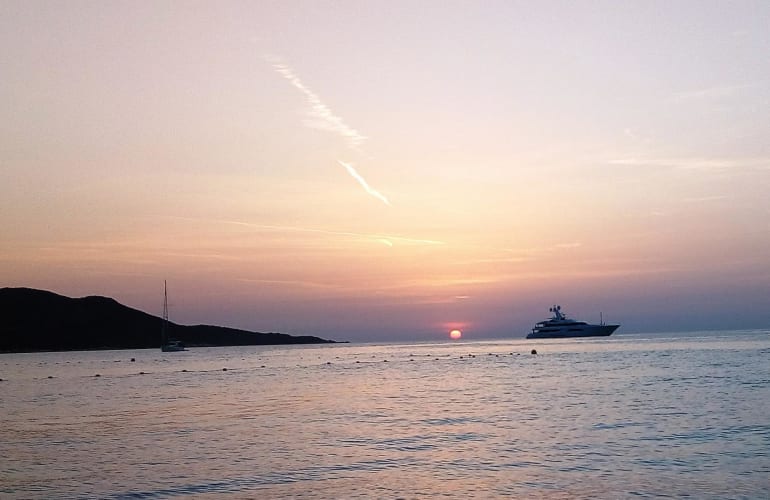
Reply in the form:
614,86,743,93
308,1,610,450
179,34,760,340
2,1,769,342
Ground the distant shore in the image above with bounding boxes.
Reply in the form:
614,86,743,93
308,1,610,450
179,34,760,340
0,287,338,353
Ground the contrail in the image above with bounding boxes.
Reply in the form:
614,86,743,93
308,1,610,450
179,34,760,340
338,160,391,206
268,56,391,206
269,58,366,149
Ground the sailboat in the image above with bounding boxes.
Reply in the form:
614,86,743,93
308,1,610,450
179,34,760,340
161,280,186,352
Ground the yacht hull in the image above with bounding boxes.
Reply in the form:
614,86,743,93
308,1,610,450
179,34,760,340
527,324,618,339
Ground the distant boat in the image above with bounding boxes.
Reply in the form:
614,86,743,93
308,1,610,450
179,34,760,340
526,305,619,339
161,281,186,352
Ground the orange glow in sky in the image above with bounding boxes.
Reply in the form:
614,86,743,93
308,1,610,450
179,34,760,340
2,2,769,341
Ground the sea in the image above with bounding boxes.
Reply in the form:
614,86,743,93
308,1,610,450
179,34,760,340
1,330,769,499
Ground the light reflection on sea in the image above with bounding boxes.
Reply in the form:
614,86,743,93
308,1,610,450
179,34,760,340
1,330,769,498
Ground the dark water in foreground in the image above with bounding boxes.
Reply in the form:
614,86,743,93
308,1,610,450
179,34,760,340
2,330,769,499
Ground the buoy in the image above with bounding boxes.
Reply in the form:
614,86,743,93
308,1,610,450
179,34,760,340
139,371,145,375
222,368,228,371
130,358,136,362
47,375,53,379
182,369,188,372
531,349,538,355
94,374,101,377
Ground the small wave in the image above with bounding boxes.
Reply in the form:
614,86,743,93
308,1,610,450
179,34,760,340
592,421,648,430
107,458,421,499
422,416,482,426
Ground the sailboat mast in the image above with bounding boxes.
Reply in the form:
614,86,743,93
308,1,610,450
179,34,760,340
161,280,168,345
163,280,169,323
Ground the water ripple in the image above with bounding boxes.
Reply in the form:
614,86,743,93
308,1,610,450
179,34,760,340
3,332,770,499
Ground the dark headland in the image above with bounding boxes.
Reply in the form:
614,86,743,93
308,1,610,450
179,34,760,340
0,287,337,353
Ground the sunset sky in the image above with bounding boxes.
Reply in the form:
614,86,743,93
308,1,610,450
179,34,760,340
2,1,769,341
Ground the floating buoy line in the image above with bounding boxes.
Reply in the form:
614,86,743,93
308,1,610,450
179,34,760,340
8,349,544,382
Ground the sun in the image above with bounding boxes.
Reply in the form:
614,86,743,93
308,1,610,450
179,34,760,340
449,329,462,340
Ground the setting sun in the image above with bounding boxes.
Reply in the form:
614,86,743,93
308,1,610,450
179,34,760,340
449,329,462,340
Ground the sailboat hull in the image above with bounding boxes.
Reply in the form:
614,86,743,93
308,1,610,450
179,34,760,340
161,342,186,352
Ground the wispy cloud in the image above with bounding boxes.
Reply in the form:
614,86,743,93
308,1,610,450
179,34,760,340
167,216,443,246
451,256,533,265
622,127,653,145
672,82,760,103
338,160,390,206
236,277,343,290
681,195,729,203
608,157,770,171
553,242,582,249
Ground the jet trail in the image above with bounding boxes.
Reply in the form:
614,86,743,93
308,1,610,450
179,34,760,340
270,59,366,149
268,56,391,206
338,160,391,206
215,218,443,245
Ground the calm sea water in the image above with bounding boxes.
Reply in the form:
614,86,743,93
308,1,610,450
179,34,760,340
2,330,769,499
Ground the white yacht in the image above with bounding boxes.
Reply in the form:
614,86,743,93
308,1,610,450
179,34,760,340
527,305,619,339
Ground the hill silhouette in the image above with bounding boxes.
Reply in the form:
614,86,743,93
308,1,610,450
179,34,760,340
0,287,335,352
